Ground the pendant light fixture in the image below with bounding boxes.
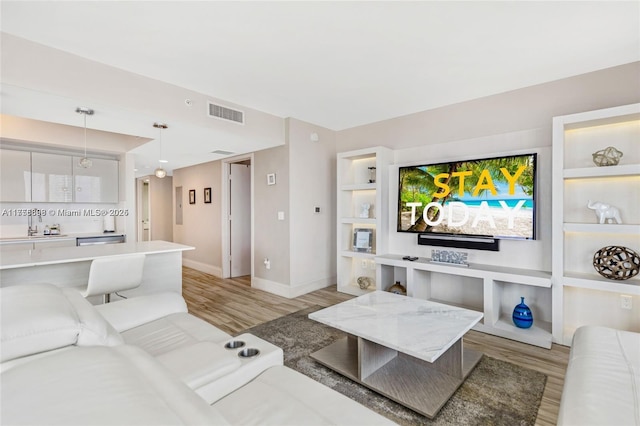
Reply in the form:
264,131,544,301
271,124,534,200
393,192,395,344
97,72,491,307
153,122,168,178
76,107,94,168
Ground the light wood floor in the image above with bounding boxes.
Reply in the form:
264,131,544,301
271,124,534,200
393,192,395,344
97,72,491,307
182,267,569,426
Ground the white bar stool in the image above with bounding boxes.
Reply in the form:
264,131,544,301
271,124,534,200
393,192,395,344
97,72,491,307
81,254,146,303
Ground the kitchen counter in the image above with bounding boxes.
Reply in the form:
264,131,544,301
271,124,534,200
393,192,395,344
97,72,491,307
0,232,125,245
0,240,192,270
0,241,195,301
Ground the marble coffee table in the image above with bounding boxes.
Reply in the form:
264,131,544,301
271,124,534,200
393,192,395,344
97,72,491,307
308,291,483,418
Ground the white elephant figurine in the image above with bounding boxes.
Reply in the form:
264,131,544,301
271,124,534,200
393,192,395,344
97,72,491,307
587,200,622,224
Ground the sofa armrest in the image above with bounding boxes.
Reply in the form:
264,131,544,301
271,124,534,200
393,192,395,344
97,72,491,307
558,325,640,426
95,292,188,332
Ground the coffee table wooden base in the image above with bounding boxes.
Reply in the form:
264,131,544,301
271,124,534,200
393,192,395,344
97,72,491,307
310,335,482,418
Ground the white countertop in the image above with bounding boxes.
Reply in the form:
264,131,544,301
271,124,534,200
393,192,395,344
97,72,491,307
0,232,126,245
0,240,194,270
308,291,483,363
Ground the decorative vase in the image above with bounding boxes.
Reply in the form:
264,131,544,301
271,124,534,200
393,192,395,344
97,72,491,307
512,297,533,329
387,281,407,295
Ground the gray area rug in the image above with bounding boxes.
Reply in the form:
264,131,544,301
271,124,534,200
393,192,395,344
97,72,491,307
242,306,547,426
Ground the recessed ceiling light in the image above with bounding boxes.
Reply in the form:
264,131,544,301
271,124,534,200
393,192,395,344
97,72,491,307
159,159,168,163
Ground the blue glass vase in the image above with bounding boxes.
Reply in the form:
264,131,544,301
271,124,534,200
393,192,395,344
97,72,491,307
512,297,533,329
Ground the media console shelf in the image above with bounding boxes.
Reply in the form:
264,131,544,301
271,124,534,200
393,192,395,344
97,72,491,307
375,254,553,348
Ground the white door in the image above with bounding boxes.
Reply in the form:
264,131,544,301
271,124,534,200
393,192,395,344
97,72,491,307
230,163,251,277
136,178,151,242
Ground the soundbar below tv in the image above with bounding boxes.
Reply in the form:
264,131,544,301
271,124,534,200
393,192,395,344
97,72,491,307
417,233,500,251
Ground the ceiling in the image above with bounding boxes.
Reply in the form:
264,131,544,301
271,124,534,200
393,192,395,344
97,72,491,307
1,1,638,175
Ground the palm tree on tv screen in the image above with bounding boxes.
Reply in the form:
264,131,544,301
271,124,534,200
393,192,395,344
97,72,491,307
399,156,534,232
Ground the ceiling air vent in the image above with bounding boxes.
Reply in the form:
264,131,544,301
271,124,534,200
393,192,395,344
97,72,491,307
211,150,235,156
207,101,244,125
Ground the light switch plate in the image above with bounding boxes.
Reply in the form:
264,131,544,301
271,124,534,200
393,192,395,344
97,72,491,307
278,211,285,220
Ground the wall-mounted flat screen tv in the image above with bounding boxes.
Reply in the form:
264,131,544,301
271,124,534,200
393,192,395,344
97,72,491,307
397,153,537,240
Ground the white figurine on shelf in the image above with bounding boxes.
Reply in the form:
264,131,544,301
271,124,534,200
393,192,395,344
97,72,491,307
587,200,622,224
359,203,371,218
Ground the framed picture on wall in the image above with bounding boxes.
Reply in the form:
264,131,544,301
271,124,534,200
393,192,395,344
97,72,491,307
189,189,196,204
267,173,276,185
204,187,212,203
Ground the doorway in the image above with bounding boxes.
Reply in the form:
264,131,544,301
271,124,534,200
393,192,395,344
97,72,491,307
136,177,151,241
222,156,253,279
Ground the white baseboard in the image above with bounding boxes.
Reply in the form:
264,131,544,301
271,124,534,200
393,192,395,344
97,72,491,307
182,258,222,278
252,276,336,299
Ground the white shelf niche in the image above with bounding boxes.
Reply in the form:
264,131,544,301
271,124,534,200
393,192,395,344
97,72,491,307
563,232,640,276
563,286,640,345
563,175,640,224
563,115,640,170
339,189,377,221
411,268,485,314
337,256,377,296
487,280,553,348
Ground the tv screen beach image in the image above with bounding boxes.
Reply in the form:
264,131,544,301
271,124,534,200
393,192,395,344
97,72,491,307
398,153,536,240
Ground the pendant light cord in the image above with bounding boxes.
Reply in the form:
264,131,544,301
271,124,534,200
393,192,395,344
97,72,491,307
83,112,88,158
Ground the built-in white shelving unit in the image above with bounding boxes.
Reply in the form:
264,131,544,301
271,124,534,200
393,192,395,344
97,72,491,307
552,103,640,345
376,254,553,348
336,147,392,296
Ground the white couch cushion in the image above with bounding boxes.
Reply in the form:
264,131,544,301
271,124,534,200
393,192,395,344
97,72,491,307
1,284,79,362
1,284,121,362
94,291,188,332
156,341,241,389
558,325,640,426
61,288,123,347
1,344,231,425
213,365,395,425
120,312,232,356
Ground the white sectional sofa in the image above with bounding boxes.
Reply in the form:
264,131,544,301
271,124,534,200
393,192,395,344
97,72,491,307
557,325,640,426
0,284,394,425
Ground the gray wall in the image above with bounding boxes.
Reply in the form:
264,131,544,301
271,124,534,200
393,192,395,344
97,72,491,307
173,160,223,275
253,144,291,286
